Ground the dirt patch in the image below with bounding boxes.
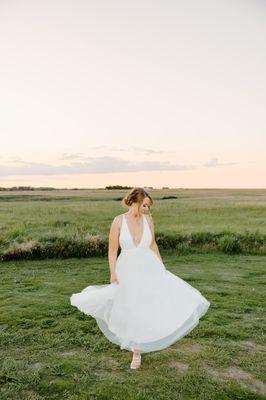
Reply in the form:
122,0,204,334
94,370,122,379
239,341,266,353
162,342,207,355
207,366,266,396
177,342,208,355
242,313,261,321
99,354,124,369
61,350,80,356
168,360,189,373
31,362,43,369
161,347,179,354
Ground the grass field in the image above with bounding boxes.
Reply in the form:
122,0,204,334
1,189,266,260
0,252,265,399
1,188,266,237
0,189,265,399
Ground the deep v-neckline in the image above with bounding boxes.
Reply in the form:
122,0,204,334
124,213,145,248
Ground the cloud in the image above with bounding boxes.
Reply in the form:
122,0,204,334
59,153,87,160
0,156,196,177
0,154,239,177
120,147,166,155
57,147,170,161
203,157,238,168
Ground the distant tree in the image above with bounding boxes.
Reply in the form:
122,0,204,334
105,185,133,190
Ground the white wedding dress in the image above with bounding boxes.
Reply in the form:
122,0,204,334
70,213,210,353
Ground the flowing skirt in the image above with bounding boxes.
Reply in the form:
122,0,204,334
70,248,210,353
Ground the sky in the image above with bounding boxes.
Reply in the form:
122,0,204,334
0,0,265,189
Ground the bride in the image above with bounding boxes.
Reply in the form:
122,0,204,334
70,187,210,370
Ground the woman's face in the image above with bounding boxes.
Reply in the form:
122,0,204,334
139,197,152,214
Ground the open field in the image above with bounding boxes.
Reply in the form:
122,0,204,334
0,189,266,261
0,189,265,399
0,252,265,399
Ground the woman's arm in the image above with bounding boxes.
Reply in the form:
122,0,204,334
108,216,120,281
146,214,163,262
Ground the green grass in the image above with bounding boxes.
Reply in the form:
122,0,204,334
1,189,265,398
1,189,266,238
0,189,266,260
1,252,265,399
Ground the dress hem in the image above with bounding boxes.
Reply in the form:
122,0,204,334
71,296,211,354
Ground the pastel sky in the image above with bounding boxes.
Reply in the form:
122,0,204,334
0,0,265,188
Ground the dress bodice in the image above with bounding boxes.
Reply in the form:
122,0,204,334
119,213,152,251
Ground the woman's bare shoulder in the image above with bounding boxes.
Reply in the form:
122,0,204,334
145,213,153,224
112,213,125,227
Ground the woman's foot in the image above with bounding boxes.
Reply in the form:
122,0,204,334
130,351,141,369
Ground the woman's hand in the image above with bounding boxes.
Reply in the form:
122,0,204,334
110,271,119,284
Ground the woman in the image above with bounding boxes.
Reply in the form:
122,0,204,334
70,187,210,370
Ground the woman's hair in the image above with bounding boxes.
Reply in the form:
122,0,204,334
122,187,153,214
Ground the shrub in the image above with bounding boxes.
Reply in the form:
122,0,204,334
1,240,45,261
1,230,265,262
217,234,242,254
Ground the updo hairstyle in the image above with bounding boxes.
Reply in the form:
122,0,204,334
122,187,153,215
